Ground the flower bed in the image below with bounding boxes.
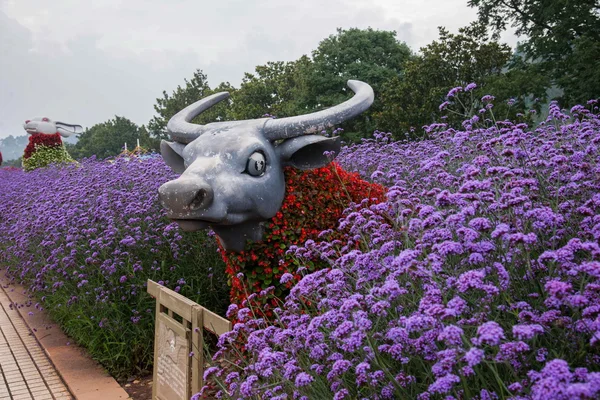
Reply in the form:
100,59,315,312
22,133,75,171
201,97,600,399
0,155,229,379
219,163,386,318
23,132,63,159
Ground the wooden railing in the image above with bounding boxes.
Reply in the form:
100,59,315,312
147,279,231,400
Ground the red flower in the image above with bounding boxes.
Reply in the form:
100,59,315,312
23,133,63,160
217,162,386,318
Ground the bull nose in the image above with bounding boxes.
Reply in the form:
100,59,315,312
158,179,214,213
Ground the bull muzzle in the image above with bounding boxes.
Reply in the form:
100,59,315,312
158,178,214,216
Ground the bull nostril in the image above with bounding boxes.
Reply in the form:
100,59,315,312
189,188,209,210
159,180,213,214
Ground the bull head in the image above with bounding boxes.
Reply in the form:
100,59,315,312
23,117,83,137
158,80,374,251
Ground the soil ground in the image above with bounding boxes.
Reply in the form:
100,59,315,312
121,374,153,400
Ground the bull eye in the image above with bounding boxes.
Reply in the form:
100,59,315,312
246,152,266,177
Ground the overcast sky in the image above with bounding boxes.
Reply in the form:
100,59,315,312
0,0,520,139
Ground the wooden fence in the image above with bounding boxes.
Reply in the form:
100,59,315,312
147,279,232,400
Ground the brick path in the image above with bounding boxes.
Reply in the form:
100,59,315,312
0,287,73,400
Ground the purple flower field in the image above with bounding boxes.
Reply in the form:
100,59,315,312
202,97,600,399
0,155,228,378
1,91,600,398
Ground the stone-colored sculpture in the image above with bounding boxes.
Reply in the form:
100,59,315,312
21,116,81,171
158,80,374,251
23,116,83,137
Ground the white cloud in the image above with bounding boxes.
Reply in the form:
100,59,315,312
0,0,520,140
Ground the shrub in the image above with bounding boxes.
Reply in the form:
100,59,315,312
0,156,229,379
22,133,75,171
22,144,75,171
200,95,600,399
218,163,386,316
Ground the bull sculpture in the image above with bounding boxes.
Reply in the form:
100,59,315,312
23,116,83,137
158,80,374,252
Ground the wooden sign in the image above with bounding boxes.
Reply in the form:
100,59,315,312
155,313,190,400
147,280,232,400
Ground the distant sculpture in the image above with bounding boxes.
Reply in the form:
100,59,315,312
21,116,82,170
23,116,83,137
158,80,374,251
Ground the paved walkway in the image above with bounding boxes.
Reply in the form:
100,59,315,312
0,287,73,400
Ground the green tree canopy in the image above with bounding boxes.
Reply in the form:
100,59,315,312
468,0,600,104
0,135,29,160
149,29,412,143
230,57,312,120
375,24,549,138
303,27,412,139
68,116,154,160
148,70,235,139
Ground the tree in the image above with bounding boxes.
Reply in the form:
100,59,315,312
69,116,154,160
375,24,549,138
0,135,29,161
230,57,312,120
148,70,235,139
468,0,600,104
2,157,22,168
303,28,412,140
149,29,412,142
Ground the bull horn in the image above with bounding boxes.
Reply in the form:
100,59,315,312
263,80,374,141
166,92,230,144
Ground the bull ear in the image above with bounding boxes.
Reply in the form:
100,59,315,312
276,136,341,170
160,140,187,174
